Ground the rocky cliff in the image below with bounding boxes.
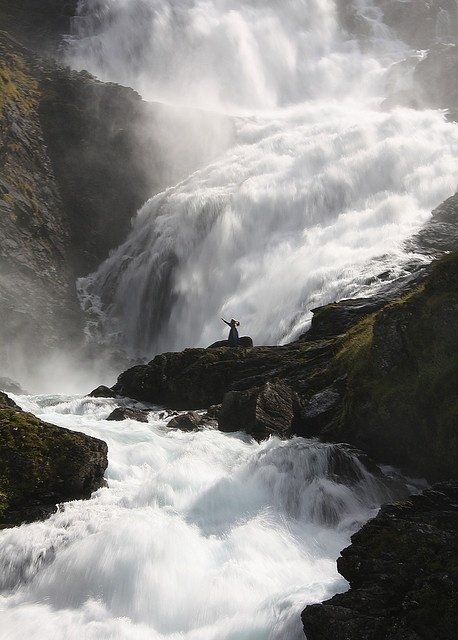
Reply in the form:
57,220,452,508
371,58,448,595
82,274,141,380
0,4,233,379
302,482,458,640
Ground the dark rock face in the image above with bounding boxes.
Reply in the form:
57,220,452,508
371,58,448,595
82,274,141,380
302,482,458,640
300,384,343,436
113,337,335,410
106,407,149,423
0,0,78,57
408,192,458,256
385,44,458,120
89,385,118,399
0,391,20,410
218,381,295,441
38,68,232,276
0,395,108,526
335,253,458,479
0,33,83,370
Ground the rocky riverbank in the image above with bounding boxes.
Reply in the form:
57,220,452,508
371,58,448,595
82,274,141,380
0,392,107,528
302,482,458,640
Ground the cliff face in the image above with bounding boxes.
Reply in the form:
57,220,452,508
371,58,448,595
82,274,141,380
0,5,233,377
0,33,82,367
334,252,458,480
0,0,77,56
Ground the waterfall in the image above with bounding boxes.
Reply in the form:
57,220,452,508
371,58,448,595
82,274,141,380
0,394,415,639
67,0,458,357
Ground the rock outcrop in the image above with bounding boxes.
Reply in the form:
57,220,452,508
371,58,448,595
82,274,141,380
107,407,149,423
167,411,206,431
218,381,295,441
207,337,254,349
302,482,458,640
0,393,108,527
334,252,458,480
0,13,233,377
113,252,457,479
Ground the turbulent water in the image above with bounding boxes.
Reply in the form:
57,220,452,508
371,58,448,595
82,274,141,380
0,394,414,640
67,0,458,357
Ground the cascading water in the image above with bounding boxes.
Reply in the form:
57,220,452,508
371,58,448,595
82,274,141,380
0,394,415,639
67,0,458,357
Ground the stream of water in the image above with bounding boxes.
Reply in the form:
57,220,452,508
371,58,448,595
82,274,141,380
0,394,413,639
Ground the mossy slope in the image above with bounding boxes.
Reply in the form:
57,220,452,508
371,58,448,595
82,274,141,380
336,252,458,479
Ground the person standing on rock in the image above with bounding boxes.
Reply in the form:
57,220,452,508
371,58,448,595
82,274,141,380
222,318,240,347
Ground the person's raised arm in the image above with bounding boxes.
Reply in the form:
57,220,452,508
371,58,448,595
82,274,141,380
221,318,231,327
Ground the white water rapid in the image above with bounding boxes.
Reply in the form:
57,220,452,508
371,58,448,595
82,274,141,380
68,0,458,357
0,394,414,639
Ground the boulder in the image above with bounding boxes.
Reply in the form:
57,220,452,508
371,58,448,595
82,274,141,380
207,336,254,349
167,412,204,431
0,396,108,527
302,482,458,640
89,385,118,398
218,381,295,441
106,407,149,423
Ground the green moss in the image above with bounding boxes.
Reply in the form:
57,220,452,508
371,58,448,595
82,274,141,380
0,406,106,524
334,313,375,375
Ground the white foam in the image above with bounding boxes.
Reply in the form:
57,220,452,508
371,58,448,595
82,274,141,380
0,394,404,639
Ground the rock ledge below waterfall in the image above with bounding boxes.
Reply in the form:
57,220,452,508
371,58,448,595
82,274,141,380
302,482,458,640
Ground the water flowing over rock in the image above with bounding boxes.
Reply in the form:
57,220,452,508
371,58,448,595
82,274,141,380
71,0,458,358
113,252,458,480
0,392,414,636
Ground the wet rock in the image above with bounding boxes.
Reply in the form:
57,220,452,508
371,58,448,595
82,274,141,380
89,385,118,399
0,397,108,527
207,336,254,349
0,392,21,410
205,404,222,420
167,411,204,431
302,482,458,640
106,407,149,423
113,339,336,410
375,0,458,49
300,384,343,436
408,192,458,256
218,381,295,441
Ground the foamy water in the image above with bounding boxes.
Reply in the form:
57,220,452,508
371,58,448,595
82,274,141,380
0,394,411,639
